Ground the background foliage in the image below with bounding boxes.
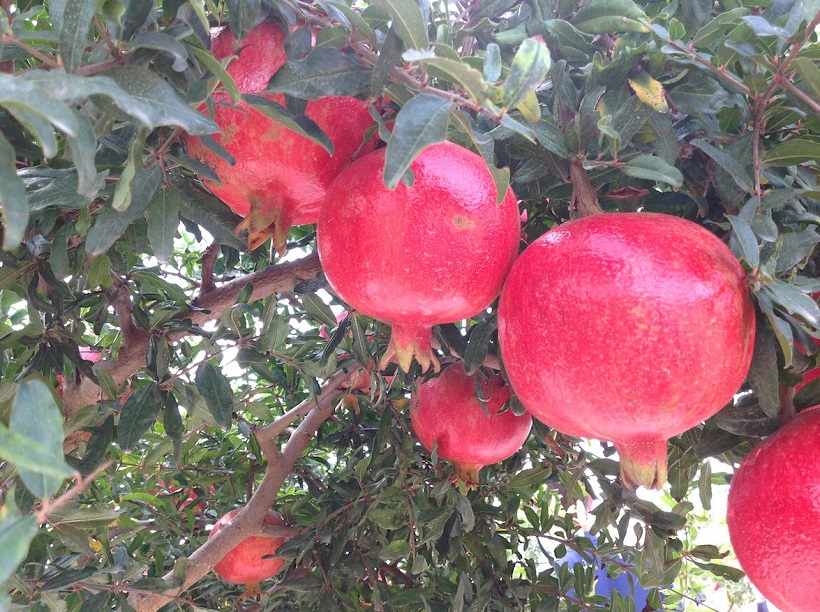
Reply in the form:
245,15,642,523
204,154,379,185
0,0,818,610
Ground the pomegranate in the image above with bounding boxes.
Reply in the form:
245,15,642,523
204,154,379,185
184,21,376,253
56,347,101,398
210,508,288,595
317,141,521,372
410,362,532,486
498,213,756,489
795,337,820,397
727,407,820,611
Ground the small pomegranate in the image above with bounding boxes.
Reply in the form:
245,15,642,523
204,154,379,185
184,21,376,253
727,407,820,611
317,142,521,372
498,213,756,489
210,508,288,596
410,362,532,486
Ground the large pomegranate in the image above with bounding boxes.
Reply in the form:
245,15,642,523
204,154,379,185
184,21,376,254
410,362,532,486
210,508,288,594
317,141,521,372
727,407,820,611
498,213,756,489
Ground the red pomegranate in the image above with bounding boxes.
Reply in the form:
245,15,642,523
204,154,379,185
498,213,756,489
727,406,820,611
317,141,521,372
184,21,376,254
410,362,532,486
56,347,102,398
210,508,288,595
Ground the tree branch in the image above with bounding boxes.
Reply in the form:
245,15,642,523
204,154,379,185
61,252,323,419
127,375,345,611
779,76,820,115
569,158,604,217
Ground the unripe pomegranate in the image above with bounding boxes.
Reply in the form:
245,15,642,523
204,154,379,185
727,407,820,611
210,508,288,595
317,142,521,372
184,21,376,254
498,213,755,489
410,362,532,486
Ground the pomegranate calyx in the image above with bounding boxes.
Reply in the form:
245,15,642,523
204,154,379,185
241,580,264,601
454,463,482,490
235,198,294,254
614,438,668,490
378,323,441,373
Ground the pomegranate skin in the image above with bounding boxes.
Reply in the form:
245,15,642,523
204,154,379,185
727,407,820,612
411,362,531,486
317,142,521,372
184,21,376,253
498,213,755,489
210,508,287,586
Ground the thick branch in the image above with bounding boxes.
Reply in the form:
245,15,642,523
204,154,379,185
127,377,344,611
61,252,323,417
568,158,604,217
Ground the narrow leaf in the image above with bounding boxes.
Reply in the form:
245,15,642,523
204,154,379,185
623,155,683,187
571,0,650,33
0,133,30,250
463,319,497,375
243,95,334,154
195,363,234,429
147,186,180,264
0,515,38,584
384,94,453,189
502,38,551,112
746,319,780,418
691,139,753,191
59,0,98,72
267,47,371,99
764,138,820,167
373,0,429,51
727,214,760,268
118,383,163,451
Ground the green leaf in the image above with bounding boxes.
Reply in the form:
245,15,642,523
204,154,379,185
502,38,551,112
571,0,650,34
484,43,501,83
195,363,234,429
189,45,241,105
776,229,820,273
691,139,752,191
370,27,403,98
0,133,29,250
0,75,80,138
118,383,163,451
66,110,99,197
764,281,820,327
384,94,453,189
727,214,760,268
373,0,429,51
171,175,246,251
267,47,371,98
59,0,97,73
747,317,780,418
301,294,338,327
692,562,745,582
508,466,552,489
452,490,475,532
378,539,411,561
225,0,260,42
419,56,486,104
463,319,497,376
104,66,219,135
243,95,334,155
147,187,180,264
130,32,189,72
4,379,75,497
0,514,38,584
764,138,820,167
623,155,683,187
793,57,820,100
714,401,780,437
741,15,789,38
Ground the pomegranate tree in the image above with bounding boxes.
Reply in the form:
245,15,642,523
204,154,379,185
498,213,756,489
184,20,375,253
410,362,531,486
317,141,520,372
209,508,288,596
727,407,820,612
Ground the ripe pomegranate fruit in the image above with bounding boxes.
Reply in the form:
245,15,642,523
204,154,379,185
210,508,288,595
410,362,532,486
727,406,820,612
317,141,521,372
184,21,376,254
498,213,755,489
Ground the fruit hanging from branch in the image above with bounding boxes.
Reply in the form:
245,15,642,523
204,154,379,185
727,407,820,612
317,141,521,373
498,212,756,489
184,20,376,254
209,508,289,598
410,362,532,487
